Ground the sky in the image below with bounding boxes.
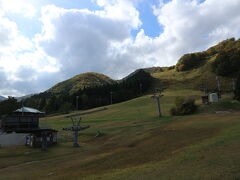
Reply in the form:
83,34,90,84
0,0,240,97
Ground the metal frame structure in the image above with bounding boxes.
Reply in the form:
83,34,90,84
63,117,90,147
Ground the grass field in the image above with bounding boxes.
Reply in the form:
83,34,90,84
1,88,240,180
151,61,234,92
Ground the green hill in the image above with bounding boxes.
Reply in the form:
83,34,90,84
176,38,240,72
20,38,240,115
147,38,240,93
45,38,240,96
47,72,116,95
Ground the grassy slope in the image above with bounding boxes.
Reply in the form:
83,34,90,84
1,88,240,179
151,58,234,92
151,38,240,93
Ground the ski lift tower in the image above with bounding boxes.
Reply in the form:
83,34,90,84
151,88,164,117
63,117,90,147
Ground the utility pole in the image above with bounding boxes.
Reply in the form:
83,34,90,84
110,92,113,105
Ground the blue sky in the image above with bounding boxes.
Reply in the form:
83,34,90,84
0,0,240,96
134,0,163,37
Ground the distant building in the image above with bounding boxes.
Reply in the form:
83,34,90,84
0,107,57,150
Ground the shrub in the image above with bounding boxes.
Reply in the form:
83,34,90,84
176,53,205,71
212,48,240,78
170,97,197,116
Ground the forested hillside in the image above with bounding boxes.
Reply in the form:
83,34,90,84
1,69,153,115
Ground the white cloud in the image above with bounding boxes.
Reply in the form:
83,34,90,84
0,0,36,18
153,0,240,51
0,2,60,96
130,0,240,66
95,0,142,29
36,4,142,79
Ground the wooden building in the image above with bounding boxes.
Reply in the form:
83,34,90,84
0,107,57,150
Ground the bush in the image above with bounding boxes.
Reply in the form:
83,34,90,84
170,97,197,116
212,48,240,78
176,53,205,71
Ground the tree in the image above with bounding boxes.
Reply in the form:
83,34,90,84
212,48,240,78
212,48,240,99
176,53,205,71
0,97,19,117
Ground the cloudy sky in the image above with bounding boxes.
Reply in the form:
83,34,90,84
0,0,240,97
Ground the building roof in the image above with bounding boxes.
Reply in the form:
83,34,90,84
15,107,44,114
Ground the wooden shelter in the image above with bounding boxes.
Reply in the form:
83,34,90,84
0,107,57,150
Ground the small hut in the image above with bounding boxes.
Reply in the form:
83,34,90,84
209,93,219,103
0,107,57,150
